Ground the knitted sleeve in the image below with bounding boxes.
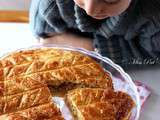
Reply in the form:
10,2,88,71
29,0,68,38
135,0,160,57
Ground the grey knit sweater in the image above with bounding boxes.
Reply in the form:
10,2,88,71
30,0,160,68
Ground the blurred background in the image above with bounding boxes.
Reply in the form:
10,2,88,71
0,0,37,55
0,0,31,22
0,0,31,10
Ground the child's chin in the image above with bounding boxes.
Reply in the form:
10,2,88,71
91,15,108,20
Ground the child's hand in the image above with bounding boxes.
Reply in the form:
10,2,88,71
40,32,94,51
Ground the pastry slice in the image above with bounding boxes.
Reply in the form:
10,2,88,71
75,102,116,120
0,84,64,119
66,88,135,120
0,102,64,120
102,89,136,120
0,87,51,115
0,75,46,96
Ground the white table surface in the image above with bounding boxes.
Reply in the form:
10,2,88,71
0,23,159,120
0,0,31,10
127,66,160,120
0,23,37,56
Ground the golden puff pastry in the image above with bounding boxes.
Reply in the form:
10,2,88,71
0,102,64,120
66,88,135,120
0,48,113,95
0,86,64,120
77,102,116,120
0,48,115,119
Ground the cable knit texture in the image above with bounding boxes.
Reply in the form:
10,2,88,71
30,0,160,68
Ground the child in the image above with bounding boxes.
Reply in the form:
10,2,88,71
30,0,160,68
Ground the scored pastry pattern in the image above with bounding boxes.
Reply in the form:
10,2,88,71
66,88,135,120
0,49,113,89
0,48,114,120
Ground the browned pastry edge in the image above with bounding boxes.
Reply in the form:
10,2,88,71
79,102,116,120
0,102,64,120
0,48,95,81
103,89,135,120
65,88,135,120
0,48,94,69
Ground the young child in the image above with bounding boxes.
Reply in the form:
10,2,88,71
30,0,160,68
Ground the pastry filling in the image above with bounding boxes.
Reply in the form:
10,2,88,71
65,95,81,120
49,82,87,97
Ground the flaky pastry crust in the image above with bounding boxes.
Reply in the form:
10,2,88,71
66,88,135,120
0,48,114,119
